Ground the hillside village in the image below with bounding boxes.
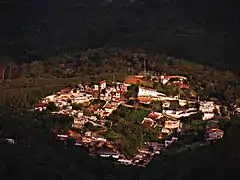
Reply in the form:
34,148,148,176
33,71,226,167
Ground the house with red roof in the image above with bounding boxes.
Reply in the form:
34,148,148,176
33,103,47,111
147,112,163,120
205,128,224,141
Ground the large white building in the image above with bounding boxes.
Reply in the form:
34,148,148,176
202,112,215,121
162,109,198,119
138,87,166,97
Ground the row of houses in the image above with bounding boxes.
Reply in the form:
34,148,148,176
34,88,94,111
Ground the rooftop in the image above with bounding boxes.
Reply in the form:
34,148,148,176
147,112,162,119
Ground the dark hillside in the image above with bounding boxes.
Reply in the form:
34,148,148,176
0,0,239,71
0,107,240,180
140,117,240,180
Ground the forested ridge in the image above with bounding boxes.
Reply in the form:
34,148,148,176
1,0,240,71
1,47,240,108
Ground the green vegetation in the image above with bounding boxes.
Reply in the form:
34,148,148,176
153,82,180,97
125,84,139,99
1,47,240,179
1,48,240,108
105,105,160,157
102,130,122,141
149,101,163,112
83,122,104,132
71,103,85,110
109,105,150,124
46,102,59,112
169,100,181,109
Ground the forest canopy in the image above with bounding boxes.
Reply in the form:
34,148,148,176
0,47,240,109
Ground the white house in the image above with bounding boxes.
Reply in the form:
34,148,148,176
34,103,47,111
44,95,56,102
161,128,171,134
73,118,85,126
203,112,215,120
205,128,224,141
165,137,178,147
138,87,166,97
178,99,188,106
162,109,198,119
118,159,132,165
6,138,15,144
199,101,220,113
93,84,99,91
164,120,180,129
162,101,170,108
160,75,168,85
99,80,107,90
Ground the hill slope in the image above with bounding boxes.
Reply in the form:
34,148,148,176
0,0,239,71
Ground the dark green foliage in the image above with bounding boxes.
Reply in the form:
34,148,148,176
46,102,58,112
149,101,163,112
83,122,103,132
105,120,112,129
170,100,181,109
220,105,228,117
125,84,139,99
107,106,158,157
126,99,139,106
188,112,203,120
71,103,84,110
1,48,240,106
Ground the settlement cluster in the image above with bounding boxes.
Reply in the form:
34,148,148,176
33,73,225,166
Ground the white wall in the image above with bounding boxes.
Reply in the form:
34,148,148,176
138,87,166,97
203,113,215,120
164,120,180,129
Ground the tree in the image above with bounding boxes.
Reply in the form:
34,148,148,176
105,120,112,129
153,82,160,90
46,102,58,111
28,61,44,78
223,88,234,102
83,109,93,116
220,105,228,117
71,103,84,110
149,101,163,112
125,84,139,99
170,100,181,109
0,57,15,80
203,83,215,99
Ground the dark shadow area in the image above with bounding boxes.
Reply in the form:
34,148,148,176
0,0,239,71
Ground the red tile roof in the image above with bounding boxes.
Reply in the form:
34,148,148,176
147,112,159,119
138,96,152,102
